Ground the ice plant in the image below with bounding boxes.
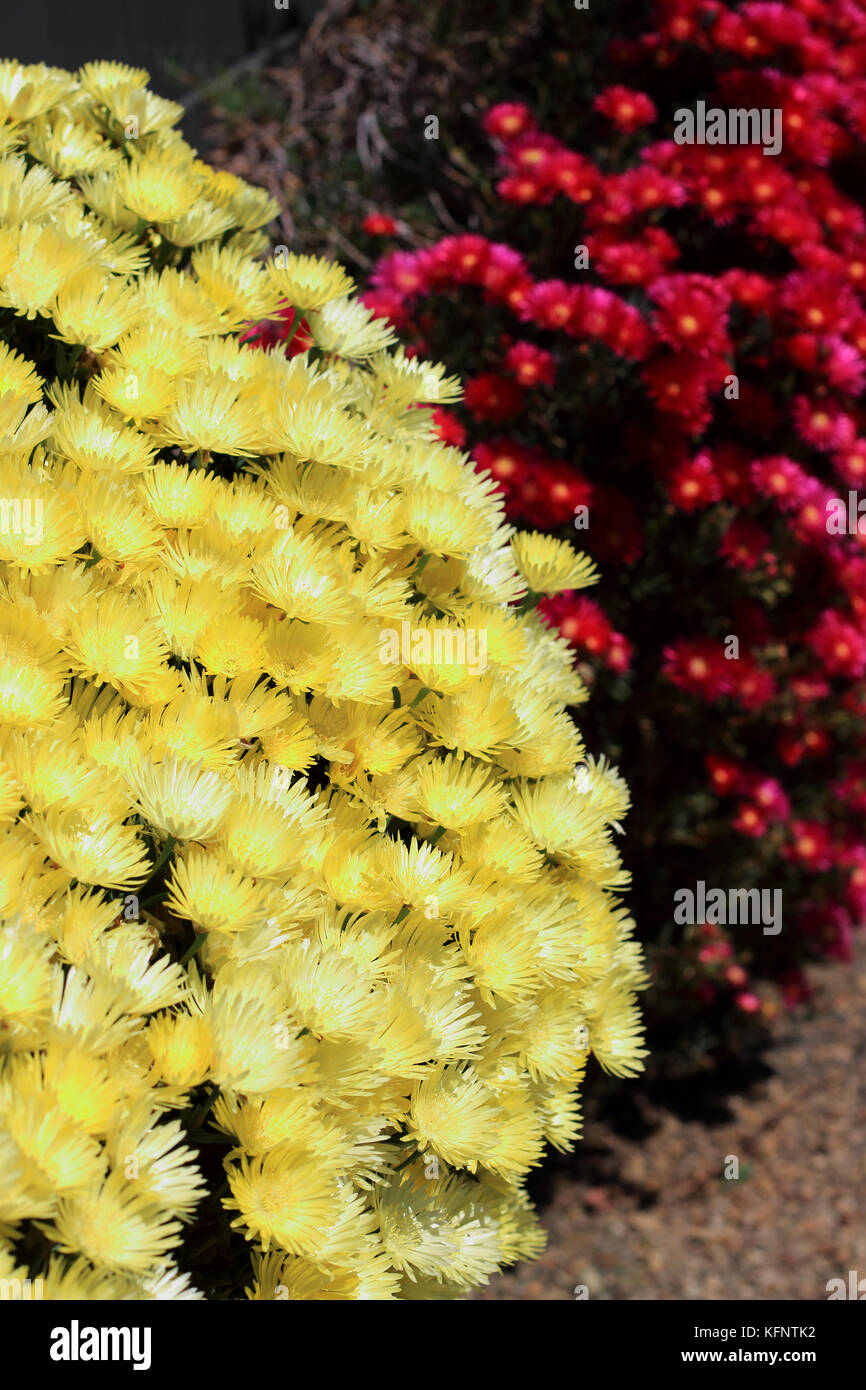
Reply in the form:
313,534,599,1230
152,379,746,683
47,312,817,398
359,0,866,1060
0,59,645,1300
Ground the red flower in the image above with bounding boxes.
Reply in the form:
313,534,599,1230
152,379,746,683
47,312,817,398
241,305,312,356
641,352,725,428
662,639,730,700
539,593,612,655
539,150,600,203
777,731,806,767
739,2,810,49
721,269,776,311
735,991,762,1014
472,439,528,498
569,285,621,337
751,203,822,247
649,273,732,357
727,657,778,711
502,131,562,174
785,820,835,871
362,212,398,236
719,518,772,572
538,464,594,526
785,335,866,394
600,299,654,360
667,451,722,511
789,673,830,704
618,166,686,213
743,163,796,209
482,102,535,141
699,941,733,964
524,280,579,331
789,477,838,546
480,244,532,302
430,235,492,284
833,438,866,488
360,288,409,329
594,85,657,132
429,407,466,448
503,341,556,387
750,776,791,821
712,444,758,505
463,372,524,423
801,727,831,758
780,270,857,335
705,754,747,796
732,802,768,838
369,249,431,299
725,964,749,988
750,455,811,512
607,632,634,674
791,396,856,453
591,233,678,287
807,609,866,678
496,174,551,206
540,593,633,673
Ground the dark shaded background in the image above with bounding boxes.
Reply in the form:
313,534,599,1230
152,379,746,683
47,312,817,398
3,0,316,83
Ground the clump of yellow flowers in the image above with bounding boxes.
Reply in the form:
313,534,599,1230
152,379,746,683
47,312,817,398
0,58,647,1301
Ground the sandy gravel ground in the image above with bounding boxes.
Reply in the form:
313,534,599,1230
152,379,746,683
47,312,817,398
474,945,866,1301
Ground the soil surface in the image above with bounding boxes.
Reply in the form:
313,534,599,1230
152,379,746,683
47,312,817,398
473,942,866,1300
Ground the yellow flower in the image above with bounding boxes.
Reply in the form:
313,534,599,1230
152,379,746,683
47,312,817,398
78,478,164,562
29,805,151,889
372,1166,504,1287
0,221,88,317
250,526,357,625
369,347,463,407
46,1171,183,1275
165,846,275,935
306,296,397,359
0,151,72,224
42,1044,122,1137
65,587,170,695
27,109,120,178
199,166,278,229
92,361,176,419
117,150,203,223
0,342,43,405
0,1080,105,1202
410,752,507,831
106,1106,206,1215
50,382,156,472
0,918,54,1039
95,81,184,139
156,372,264,456
52,265,142,349
265,252,355,312
126,754,233,842
511,531,600,596
191,242,282,326
146,1010,213,1089
0,61,74,123
77,61,149,103
224,1145,341,1255
158,201,236,248
0,68,645,1303
196,609,268,679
